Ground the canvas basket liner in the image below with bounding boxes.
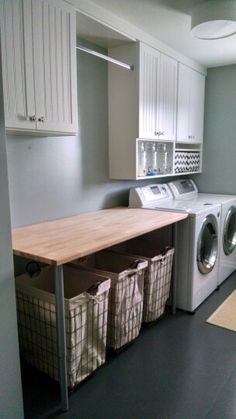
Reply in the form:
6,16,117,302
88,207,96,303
15,265,111,389
70,250,148,350
109,241,175,322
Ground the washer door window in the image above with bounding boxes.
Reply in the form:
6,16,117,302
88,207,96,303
197,214,218,275
223,206,236,255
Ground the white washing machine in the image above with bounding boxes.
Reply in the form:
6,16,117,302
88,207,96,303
129,183,221,312
168,179,236,285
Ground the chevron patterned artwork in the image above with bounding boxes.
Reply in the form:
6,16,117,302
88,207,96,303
174,151,200,173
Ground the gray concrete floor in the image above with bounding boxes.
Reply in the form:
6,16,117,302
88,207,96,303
21,273,236,419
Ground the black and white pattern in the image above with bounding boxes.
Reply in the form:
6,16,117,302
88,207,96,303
174,151,200,173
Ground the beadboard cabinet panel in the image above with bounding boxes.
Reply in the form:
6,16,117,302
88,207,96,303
139,44,177,141
159,53,177,141
139,44,160,139
0,0,34,130
23,0,36,123
33,0,77,133
0,0,78,135
177,64,189,142
189,68,205,143
177,63,205,143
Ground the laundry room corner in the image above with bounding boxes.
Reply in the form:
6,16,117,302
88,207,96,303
193,65,236,195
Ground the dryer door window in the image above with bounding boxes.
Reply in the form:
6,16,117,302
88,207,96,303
197,214,218,275
223,206,236,255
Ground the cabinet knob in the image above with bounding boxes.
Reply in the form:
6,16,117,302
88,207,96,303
38,116,46,123
27,115,36,122
155,131,165,136
188,135,195,140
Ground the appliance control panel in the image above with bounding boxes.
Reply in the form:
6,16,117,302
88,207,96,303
129,184,172,207
168,179,198,199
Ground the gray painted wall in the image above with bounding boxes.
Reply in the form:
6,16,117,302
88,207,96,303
5,38,235,419
194,65,236,194
7,48,139,228
0,42,24,417
7,46,174,229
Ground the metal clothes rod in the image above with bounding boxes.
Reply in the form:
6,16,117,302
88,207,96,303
76,45,134,71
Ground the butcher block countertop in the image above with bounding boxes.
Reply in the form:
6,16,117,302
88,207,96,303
12,207,188,265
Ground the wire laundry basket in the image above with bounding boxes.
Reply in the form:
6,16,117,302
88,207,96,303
15,265,111,389
70,250,148,350
108,242,175,323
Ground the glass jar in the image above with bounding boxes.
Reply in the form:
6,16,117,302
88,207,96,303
138,141,147,177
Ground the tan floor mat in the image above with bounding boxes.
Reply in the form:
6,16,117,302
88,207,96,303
206,290,236,332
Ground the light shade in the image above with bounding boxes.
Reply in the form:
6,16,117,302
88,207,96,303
191,0,236,40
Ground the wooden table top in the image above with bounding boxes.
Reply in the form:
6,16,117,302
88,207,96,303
12,207,188,265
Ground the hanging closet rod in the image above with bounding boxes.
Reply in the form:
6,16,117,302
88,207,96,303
76,45,134,71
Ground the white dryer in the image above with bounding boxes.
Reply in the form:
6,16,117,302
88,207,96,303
217,199,236,284
168,179,236,285
129,183,221,312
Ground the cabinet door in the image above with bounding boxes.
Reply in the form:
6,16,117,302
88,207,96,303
139,44,160,139
32,0,78,134
0,0,35,130
189,69,205,143
177,63,205,143
158,54,177,141
176,63,190,142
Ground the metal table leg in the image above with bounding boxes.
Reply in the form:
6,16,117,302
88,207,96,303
54,265,69,411
172,224,177,315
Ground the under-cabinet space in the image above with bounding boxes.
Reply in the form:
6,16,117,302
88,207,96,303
174,144,202,175
137,140,174,178
0,0,78,135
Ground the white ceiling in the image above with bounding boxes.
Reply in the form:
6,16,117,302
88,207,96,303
90,0,236,68
76,13,136,49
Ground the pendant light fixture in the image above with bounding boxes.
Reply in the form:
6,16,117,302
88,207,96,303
191,0,236,40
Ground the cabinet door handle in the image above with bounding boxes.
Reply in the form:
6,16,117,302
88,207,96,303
155,131,165,136
38,116,46,123
27,115,36,122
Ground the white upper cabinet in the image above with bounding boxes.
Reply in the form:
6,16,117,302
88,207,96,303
139,44,160,139
0,0,77,135
139,44,177,141
159,53,177,141
177,63,205,143
108,42,178,179
0,0,33,131
108,43,205,180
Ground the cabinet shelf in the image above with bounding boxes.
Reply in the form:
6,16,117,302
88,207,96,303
137,173,174,180
175,170,202,176
175,148,201,152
